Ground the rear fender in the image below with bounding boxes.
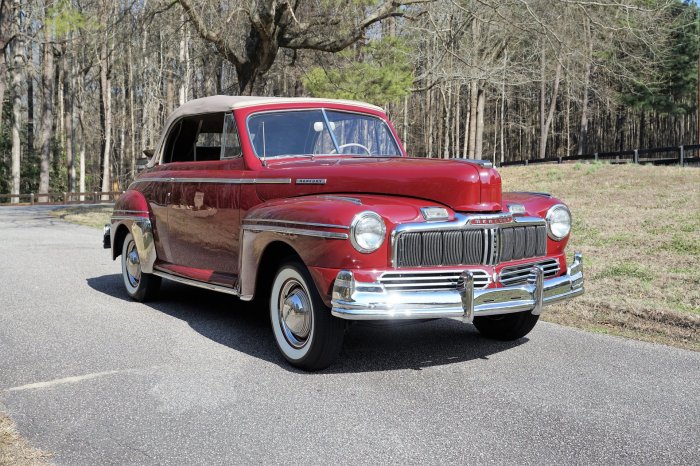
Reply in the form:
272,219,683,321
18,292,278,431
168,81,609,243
110,190,157,273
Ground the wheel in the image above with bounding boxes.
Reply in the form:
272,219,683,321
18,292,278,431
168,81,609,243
473,311,539,341
121,232,161,302
269,261,345,370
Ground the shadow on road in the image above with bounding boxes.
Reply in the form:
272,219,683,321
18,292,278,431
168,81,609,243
87,274,528,373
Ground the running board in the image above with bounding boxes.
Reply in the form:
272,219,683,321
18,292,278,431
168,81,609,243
152,270,239,296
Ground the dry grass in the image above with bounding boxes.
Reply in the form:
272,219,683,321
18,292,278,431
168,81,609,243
501,162,700,351
0,412,50,465
50,205,113,229
55,164,700,350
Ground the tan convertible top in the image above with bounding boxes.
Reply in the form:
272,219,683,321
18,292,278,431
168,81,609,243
150,95,384,166
167,95,382,121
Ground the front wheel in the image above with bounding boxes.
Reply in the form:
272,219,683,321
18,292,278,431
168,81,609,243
270,261,345,371
473,311,539,341
121,232,161,302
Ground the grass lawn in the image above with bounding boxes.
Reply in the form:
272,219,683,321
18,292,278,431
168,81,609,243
56,163,700,350
501,162,700,350
0,412,49,465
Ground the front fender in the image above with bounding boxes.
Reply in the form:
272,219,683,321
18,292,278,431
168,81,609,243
502,192,571,256
238,194,449,300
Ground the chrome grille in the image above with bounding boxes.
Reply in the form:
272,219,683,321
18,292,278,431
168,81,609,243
379,270,491,292
394,225,546,268
499,225,547,262
499,259,560,286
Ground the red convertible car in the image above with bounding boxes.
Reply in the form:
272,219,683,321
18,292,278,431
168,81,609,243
105,96,584,370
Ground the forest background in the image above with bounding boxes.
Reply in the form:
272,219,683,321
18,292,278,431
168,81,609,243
0,0,697,198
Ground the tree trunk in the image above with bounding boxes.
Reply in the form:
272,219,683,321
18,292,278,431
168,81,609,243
468,80,477,157
578,19,592,155
539,55,562,159
63,43,74,192
100,41,112,199
10,0,24,202
39,14,54,200
475,87,485,159
0,59,6,136
77,73,86,200
26,32,33,161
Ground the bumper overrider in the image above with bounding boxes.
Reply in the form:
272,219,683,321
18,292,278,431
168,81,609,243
331,253,584,322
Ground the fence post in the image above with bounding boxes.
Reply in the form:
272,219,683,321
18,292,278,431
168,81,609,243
594,152,598,162
558,156,562,164
94,192,99,203
63,192,68,204
634,149,639,164
30,193,34,205
679,146,684,167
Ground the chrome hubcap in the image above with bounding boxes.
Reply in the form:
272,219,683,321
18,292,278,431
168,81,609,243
278,279,312,348
125,241,141,288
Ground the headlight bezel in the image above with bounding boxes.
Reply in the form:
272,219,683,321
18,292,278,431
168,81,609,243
350,211,386,253
545,204,572,241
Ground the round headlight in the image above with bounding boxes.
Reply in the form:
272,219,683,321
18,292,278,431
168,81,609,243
546,204,571,240
350,211,386,253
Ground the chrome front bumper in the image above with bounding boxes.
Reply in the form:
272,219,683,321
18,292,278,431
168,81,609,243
331,253,584,322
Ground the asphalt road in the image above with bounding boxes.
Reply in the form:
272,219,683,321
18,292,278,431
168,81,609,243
0,206,698,465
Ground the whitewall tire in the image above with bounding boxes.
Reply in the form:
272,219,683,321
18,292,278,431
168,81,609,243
269,261,345,370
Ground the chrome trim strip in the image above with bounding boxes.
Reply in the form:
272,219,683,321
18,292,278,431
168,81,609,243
243,218,349,230
111,215,149,221
455,159,493,168
318,195,362,205
511,191,552,198
113,209,150,215
241,224,349,239
130,177,292,185
152,269,239,296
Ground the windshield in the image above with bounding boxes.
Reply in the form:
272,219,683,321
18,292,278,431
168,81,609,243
246,109,402,158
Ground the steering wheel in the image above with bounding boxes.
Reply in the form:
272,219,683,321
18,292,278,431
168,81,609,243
330,143,371,156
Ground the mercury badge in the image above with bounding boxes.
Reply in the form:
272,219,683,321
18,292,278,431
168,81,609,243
296,178,327,185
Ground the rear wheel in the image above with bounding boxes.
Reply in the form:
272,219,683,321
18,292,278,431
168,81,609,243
473,311,539,341
121,232,161,302
269,261,345,371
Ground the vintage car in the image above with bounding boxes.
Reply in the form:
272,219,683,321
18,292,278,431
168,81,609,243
104,95,584,370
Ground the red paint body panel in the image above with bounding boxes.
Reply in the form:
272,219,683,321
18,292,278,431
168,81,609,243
118,98,573,302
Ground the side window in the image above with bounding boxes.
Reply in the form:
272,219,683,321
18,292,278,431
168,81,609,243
161,112,227,163
221,113,242,159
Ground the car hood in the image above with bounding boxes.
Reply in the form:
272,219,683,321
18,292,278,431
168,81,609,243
255,157,502,212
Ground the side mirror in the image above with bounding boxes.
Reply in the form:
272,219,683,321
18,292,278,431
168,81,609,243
143,148,155,158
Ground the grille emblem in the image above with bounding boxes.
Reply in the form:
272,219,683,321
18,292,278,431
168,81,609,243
471,216,512,225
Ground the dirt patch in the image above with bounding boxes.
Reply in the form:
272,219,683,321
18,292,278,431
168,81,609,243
50,205,113,229
0,412,50,465
501,163,700,350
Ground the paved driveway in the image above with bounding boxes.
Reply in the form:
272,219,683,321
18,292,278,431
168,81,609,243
0,206,698,464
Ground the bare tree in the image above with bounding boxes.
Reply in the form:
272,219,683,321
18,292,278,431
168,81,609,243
179,0,431,94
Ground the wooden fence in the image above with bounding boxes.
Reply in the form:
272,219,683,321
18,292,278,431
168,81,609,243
499,144,700,167
0,191,123,206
